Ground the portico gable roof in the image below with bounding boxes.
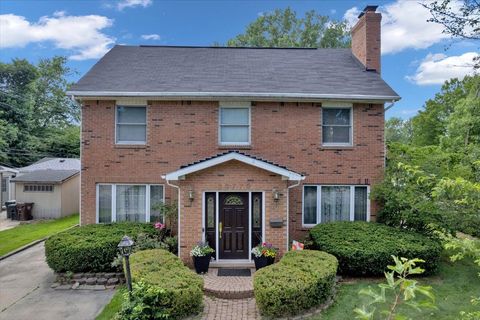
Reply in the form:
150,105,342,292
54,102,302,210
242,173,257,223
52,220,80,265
162,151,305,181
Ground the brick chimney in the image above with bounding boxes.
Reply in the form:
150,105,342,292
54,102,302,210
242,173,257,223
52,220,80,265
351,5,382,73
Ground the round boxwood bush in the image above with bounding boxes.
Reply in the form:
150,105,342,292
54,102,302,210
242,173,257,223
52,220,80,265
254,250,338,317
309,221,442,276
45,223,156,273
127,249,204,319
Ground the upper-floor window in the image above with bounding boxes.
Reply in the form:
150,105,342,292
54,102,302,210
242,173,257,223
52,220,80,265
219,103,250,145
116,106,147,144
322,105,352,146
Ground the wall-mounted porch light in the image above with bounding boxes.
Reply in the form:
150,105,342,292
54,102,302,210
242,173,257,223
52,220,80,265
188,189,195,201
272,189,280,201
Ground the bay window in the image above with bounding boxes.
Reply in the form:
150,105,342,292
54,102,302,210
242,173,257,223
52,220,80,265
302,185,369,226
96,184,164,223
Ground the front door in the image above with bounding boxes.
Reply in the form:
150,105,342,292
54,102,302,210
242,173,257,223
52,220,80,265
219,192,249,259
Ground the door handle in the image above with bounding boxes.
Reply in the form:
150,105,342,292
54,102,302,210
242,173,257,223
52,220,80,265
219,222,222,239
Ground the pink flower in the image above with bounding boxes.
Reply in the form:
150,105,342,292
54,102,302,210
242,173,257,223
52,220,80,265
154,222,165,230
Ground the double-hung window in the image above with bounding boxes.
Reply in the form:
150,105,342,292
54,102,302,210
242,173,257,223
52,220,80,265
303,185,369,226
96,184,164,223
116,106,147,144
322,104,352,146
219,103,250,145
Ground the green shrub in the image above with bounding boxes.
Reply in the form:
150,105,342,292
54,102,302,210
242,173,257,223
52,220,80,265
45,223,156,272
254,250,338,317
309,221,442,276
128,249,203,319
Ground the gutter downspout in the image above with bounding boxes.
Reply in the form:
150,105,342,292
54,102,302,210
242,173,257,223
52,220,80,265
286,178,304,252
384,100,395,112
163,176,181,258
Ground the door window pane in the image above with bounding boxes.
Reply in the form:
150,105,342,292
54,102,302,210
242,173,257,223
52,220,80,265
116,185,146,222
354,186,368,221
303,186,317,225
321,186,350,222
98,185,112,223
149,185,164,222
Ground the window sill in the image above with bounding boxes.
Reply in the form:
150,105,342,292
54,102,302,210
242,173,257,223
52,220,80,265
114,144,148,149
320,145,354,150
218,145,252,150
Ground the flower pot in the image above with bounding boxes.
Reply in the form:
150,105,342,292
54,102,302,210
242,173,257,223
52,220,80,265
266,256,275,266
254,256,269,270
193,255,211,274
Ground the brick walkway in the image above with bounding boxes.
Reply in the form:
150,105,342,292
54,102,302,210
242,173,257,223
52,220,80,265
201,268,254,299
202,296,260,320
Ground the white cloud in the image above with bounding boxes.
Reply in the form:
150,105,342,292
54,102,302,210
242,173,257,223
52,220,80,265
343,0,459,54
0,12,115,60
117,0,152,11
141,34,160,40
406,52,478,85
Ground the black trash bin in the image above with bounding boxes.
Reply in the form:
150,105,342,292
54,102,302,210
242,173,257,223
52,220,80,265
6,200,17,219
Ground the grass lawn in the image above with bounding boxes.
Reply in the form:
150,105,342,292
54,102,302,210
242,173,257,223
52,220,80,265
0,214,79,256
96,287,125,320
315,255,480,319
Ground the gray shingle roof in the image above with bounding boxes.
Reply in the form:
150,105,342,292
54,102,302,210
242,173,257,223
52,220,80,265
19,158,80,173
68,45,400,101
12,170,79,183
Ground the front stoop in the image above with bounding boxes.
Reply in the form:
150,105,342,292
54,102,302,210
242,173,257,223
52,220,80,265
201,268,255,299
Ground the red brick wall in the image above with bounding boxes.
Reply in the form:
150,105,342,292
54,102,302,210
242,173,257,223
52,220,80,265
81,100,384,258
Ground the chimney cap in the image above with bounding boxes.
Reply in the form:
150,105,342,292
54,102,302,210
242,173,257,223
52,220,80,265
357,5,379,18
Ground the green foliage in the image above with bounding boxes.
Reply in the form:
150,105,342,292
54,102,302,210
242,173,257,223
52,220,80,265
45,223,156,272
0,57,79,167
254,250,338,317
309,222,442,276
128,249,204,319
226,7,350,48
354,256,436,320
385,117,412,144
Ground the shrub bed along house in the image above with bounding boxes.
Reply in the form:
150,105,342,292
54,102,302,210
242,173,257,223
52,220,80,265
120,249,203,319
253,250,338,317
45,223,157,273
309,221,442,276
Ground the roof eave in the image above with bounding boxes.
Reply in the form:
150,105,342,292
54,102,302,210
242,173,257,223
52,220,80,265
66,91,401,103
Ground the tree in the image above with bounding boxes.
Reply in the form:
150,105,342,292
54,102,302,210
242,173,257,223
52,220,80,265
226,8,350,48
0,57,80,167
423,0,480,68
385,117,412,144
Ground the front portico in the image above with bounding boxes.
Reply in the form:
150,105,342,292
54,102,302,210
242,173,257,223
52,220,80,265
163,151,304,265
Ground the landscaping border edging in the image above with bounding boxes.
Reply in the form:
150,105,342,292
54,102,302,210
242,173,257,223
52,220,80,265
0,224,79,261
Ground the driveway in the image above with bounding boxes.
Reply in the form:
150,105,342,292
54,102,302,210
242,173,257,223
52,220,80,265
0,242,114,320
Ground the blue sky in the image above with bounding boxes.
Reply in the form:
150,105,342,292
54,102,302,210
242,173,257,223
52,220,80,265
1,0,477,119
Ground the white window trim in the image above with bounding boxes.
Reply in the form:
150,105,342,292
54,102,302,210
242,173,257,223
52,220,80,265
218,102,251,146
96,183,165,223
321,102,353,147
302,184,370,228
115,105,147,145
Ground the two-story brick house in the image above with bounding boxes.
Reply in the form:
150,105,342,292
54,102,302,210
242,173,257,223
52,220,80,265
68,6,399,265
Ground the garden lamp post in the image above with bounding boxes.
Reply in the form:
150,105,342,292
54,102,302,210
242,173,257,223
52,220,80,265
117,235,134,294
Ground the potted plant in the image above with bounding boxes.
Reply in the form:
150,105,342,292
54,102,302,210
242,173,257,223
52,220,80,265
190,241,215,274
251,242,278,270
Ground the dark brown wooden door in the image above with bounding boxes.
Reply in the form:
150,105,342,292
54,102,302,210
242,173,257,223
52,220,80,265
219,192,248,259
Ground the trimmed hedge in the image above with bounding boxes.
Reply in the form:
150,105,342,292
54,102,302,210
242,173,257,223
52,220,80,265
309,221,442,276
254,250,338,317
45,223,156,272
129,249,204,319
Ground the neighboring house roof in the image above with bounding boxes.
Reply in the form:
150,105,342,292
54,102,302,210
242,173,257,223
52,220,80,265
19,158,80,173
163,151,305,181
0,165,18,174
11,170,79,184
67,45,400,102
